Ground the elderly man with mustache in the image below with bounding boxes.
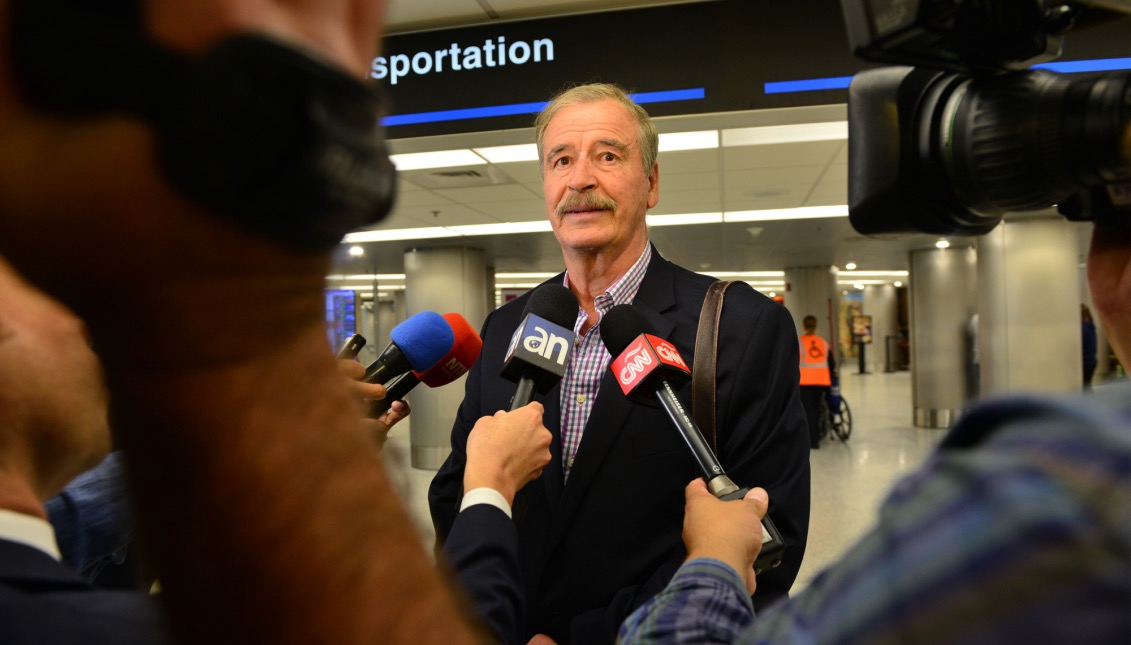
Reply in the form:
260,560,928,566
430,82,811,645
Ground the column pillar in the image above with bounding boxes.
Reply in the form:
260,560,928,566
909,245,977,428
404,247,490,469
862,284,899,373
375,299,397,351
977,216,1082,396
783,266,840,349
392,290,407,326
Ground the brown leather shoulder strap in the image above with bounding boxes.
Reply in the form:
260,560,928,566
692,280,736,456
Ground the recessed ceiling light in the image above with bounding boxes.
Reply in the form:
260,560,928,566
721,121,847,146
936,239,951,249
725,205,848,222
389,149,487,170
658,130,719,151
472,143,539,163
348,246,365,257
845,262,857,270
894,281,903,287
645,212,723,226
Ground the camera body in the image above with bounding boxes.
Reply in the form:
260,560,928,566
840,0,1130,236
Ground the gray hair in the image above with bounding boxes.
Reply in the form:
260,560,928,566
533,83,659,176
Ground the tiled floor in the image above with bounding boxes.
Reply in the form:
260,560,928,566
381,367,947,593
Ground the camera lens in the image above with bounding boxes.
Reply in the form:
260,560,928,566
940,69,1130,220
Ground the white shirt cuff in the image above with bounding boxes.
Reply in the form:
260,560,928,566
459,487,512,519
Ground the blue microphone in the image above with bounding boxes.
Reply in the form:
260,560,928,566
363,311,454,385
501,284,578,410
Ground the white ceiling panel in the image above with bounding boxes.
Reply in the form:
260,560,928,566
467,200,547,221
653,189,723,214
430,183,540,205
722,140,845,170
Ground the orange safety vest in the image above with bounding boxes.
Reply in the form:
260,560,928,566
799,333,831,386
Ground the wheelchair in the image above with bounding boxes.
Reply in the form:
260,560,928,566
818,375,852,442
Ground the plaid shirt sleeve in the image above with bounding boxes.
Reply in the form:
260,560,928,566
618,558,755,644
619,387,1131,645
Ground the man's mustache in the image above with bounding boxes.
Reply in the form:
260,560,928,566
556,195,617,217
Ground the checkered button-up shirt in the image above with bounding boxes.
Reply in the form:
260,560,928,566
559,245,651,481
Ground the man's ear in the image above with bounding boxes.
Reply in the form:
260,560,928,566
646,163,659,209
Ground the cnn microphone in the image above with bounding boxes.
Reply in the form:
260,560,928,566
501,284,578,411
362,311,454,386
600,304,786,573
368,312,483,418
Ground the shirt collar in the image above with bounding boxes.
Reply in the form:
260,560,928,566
0,509,62,560
563,243,652,313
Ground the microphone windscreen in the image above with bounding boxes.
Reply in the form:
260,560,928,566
389,311,456,371
523,284,578,329
600,304,657,356
416,313,483,387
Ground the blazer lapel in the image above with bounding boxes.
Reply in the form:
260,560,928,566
540,381,565,507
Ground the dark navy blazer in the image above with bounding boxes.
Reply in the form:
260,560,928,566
0,538,166,644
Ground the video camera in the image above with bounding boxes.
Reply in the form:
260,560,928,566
840,0,1130,236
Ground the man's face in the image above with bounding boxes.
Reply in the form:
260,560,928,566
0,260,111,493
541,99,659,257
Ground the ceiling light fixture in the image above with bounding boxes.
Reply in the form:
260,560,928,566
389,149,488,170
343,227,463,243
472,143,539,163
658,130,719,151
936,239,951,249
449,221,553,236
645,212,723,226
721,121,847,147
839,270,909,277
725,205,848,222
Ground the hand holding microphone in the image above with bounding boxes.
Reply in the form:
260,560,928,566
682,479,770,595
600,303,786,573
464,402,553,506
500,284,578,410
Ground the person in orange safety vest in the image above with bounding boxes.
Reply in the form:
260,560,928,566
798,315,834,449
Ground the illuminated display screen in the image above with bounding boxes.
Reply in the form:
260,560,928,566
325,289,357,353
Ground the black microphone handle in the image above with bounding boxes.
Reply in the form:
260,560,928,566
653,378,786,574
362,342,412,385
367,372,421,419
654,378,726,480
509,376,537,411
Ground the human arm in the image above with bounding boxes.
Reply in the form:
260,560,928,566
0,2,480,643
622,391,1131,645
336,357,411,451
1087,221,1131,367
682,480,768,596
443,403,553,645
429,310,501,545
616,479,768,645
